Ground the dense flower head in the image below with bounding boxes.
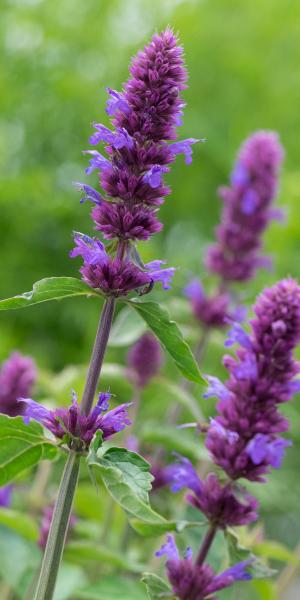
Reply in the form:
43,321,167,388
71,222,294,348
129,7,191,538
127,332,163,387
75,29,199,245
167,455,258,527
184,279,232,328
206,131,284,282
38,505,76,550
156,534,252,599
20,391,131,451
0,351,37,417
205,279,300,481
70,232,175,296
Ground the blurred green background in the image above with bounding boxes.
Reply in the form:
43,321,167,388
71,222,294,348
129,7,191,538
1,0,300,598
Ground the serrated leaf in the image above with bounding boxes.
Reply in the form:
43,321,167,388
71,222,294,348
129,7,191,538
0,508,39,541
141,573,173,600
87,447,166,523
127,299,204,384
109,306,146,347
226,530,277,580
0,415,57,485
0,277,100,310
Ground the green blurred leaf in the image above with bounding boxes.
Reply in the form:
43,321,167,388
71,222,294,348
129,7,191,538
253,540,300,565
0,277,100,310
0,526,40,589
149,377,203,421
141,573,173,600
127,299,204,384
226,529,276,580
87,445,166,523
251,580,278,600
109,306,146,347
53,563,88,600
64,541,145,573
140,423,208,462
130,518,206,537
0,508,39,541
0,415,57,485
75,575,147,600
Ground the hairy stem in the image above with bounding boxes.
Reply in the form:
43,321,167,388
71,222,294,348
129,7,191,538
33,452,80,600
80,297,115,415
196,524,217,566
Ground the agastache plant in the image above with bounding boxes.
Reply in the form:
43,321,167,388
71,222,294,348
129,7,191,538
0,30,202,600
185,131,284,332
158,278,300,598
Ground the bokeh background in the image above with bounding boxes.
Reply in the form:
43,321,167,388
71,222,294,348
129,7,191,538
1,0,300,598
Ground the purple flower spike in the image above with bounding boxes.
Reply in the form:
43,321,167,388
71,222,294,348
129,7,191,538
157,535,252,599
167,455,202,495
127,333,163,388
205,279,300,482
206,130,285,282
21,391,131,450
184,278,232,328
0,352,37,417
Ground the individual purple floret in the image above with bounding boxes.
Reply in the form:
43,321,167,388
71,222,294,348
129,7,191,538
20,391,131,451
70,232,174,296
0,485,13,508
38,505,76,550
167,455,258,528
76,29,199,246
206,131,284,282
156,534,252,599
127,332,163,387
0,351,37,417
205,279,300,482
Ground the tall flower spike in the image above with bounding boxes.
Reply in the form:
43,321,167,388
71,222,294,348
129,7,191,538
21,391,131,451
156,534,252,600
206,131,284,282
205,279,300,482
127,332,163,387
0,351,37,417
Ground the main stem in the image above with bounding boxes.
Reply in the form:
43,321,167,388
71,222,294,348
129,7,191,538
196,524,217,566
34,297,116,600
33,452,80,600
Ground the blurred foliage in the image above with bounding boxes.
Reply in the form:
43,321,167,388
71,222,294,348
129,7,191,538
0,0,300,598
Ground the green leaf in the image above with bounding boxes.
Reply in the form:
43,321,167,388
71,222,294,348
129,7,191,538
253,540,300,565
127,299,204,384
87,446,166,523
109,306,146,347
54,564,88,600
0,277,100,310
130,519,206,537
152,377,204,421
141,573,173,600
0,415,57,485
251,580,278,600
64,541,145,573
0,508,39,541
0,526,41,590
140,423,208,462
74,575,148,600
226,530,276,580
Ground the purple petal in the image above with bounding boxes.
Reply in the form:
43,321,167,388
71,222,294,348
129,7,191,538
233,353,258,380
225,323,252,350
106,88,131,116
167,455,202,495
220,560,253,582
241,189,259,215
20,398,52,426
184,279,204,303
155,534,179,562
70,232,106,266
73,182,103,205
142,165,168,188
170,138,200,165
82,150,111,174
145,260,175,290
203,376,232,402
230,162,249,186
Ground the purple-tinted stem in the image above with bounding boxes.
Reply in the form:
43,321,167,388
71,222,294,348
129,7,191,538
80,297,115,416
196,524,217,566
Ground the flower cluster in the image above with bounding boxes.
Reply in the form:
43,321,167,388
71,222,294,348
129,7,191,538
20,391,131,451
127,332,163,387
184,131,284,332
0,351,36,417
72,29,199,298
156,534,252,600
205,278,300,482
206,131,284,283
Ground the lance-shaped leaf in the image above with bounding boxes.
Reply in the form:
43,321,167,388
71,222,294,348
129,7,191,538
0,277,101,310
127,299,204,384
0,415,57,485
130,518,206,537
141,573,174,600
87,440,166,523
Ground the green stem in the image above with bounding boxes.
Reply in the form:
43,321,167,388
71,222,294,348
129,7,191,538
33,452,80,600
